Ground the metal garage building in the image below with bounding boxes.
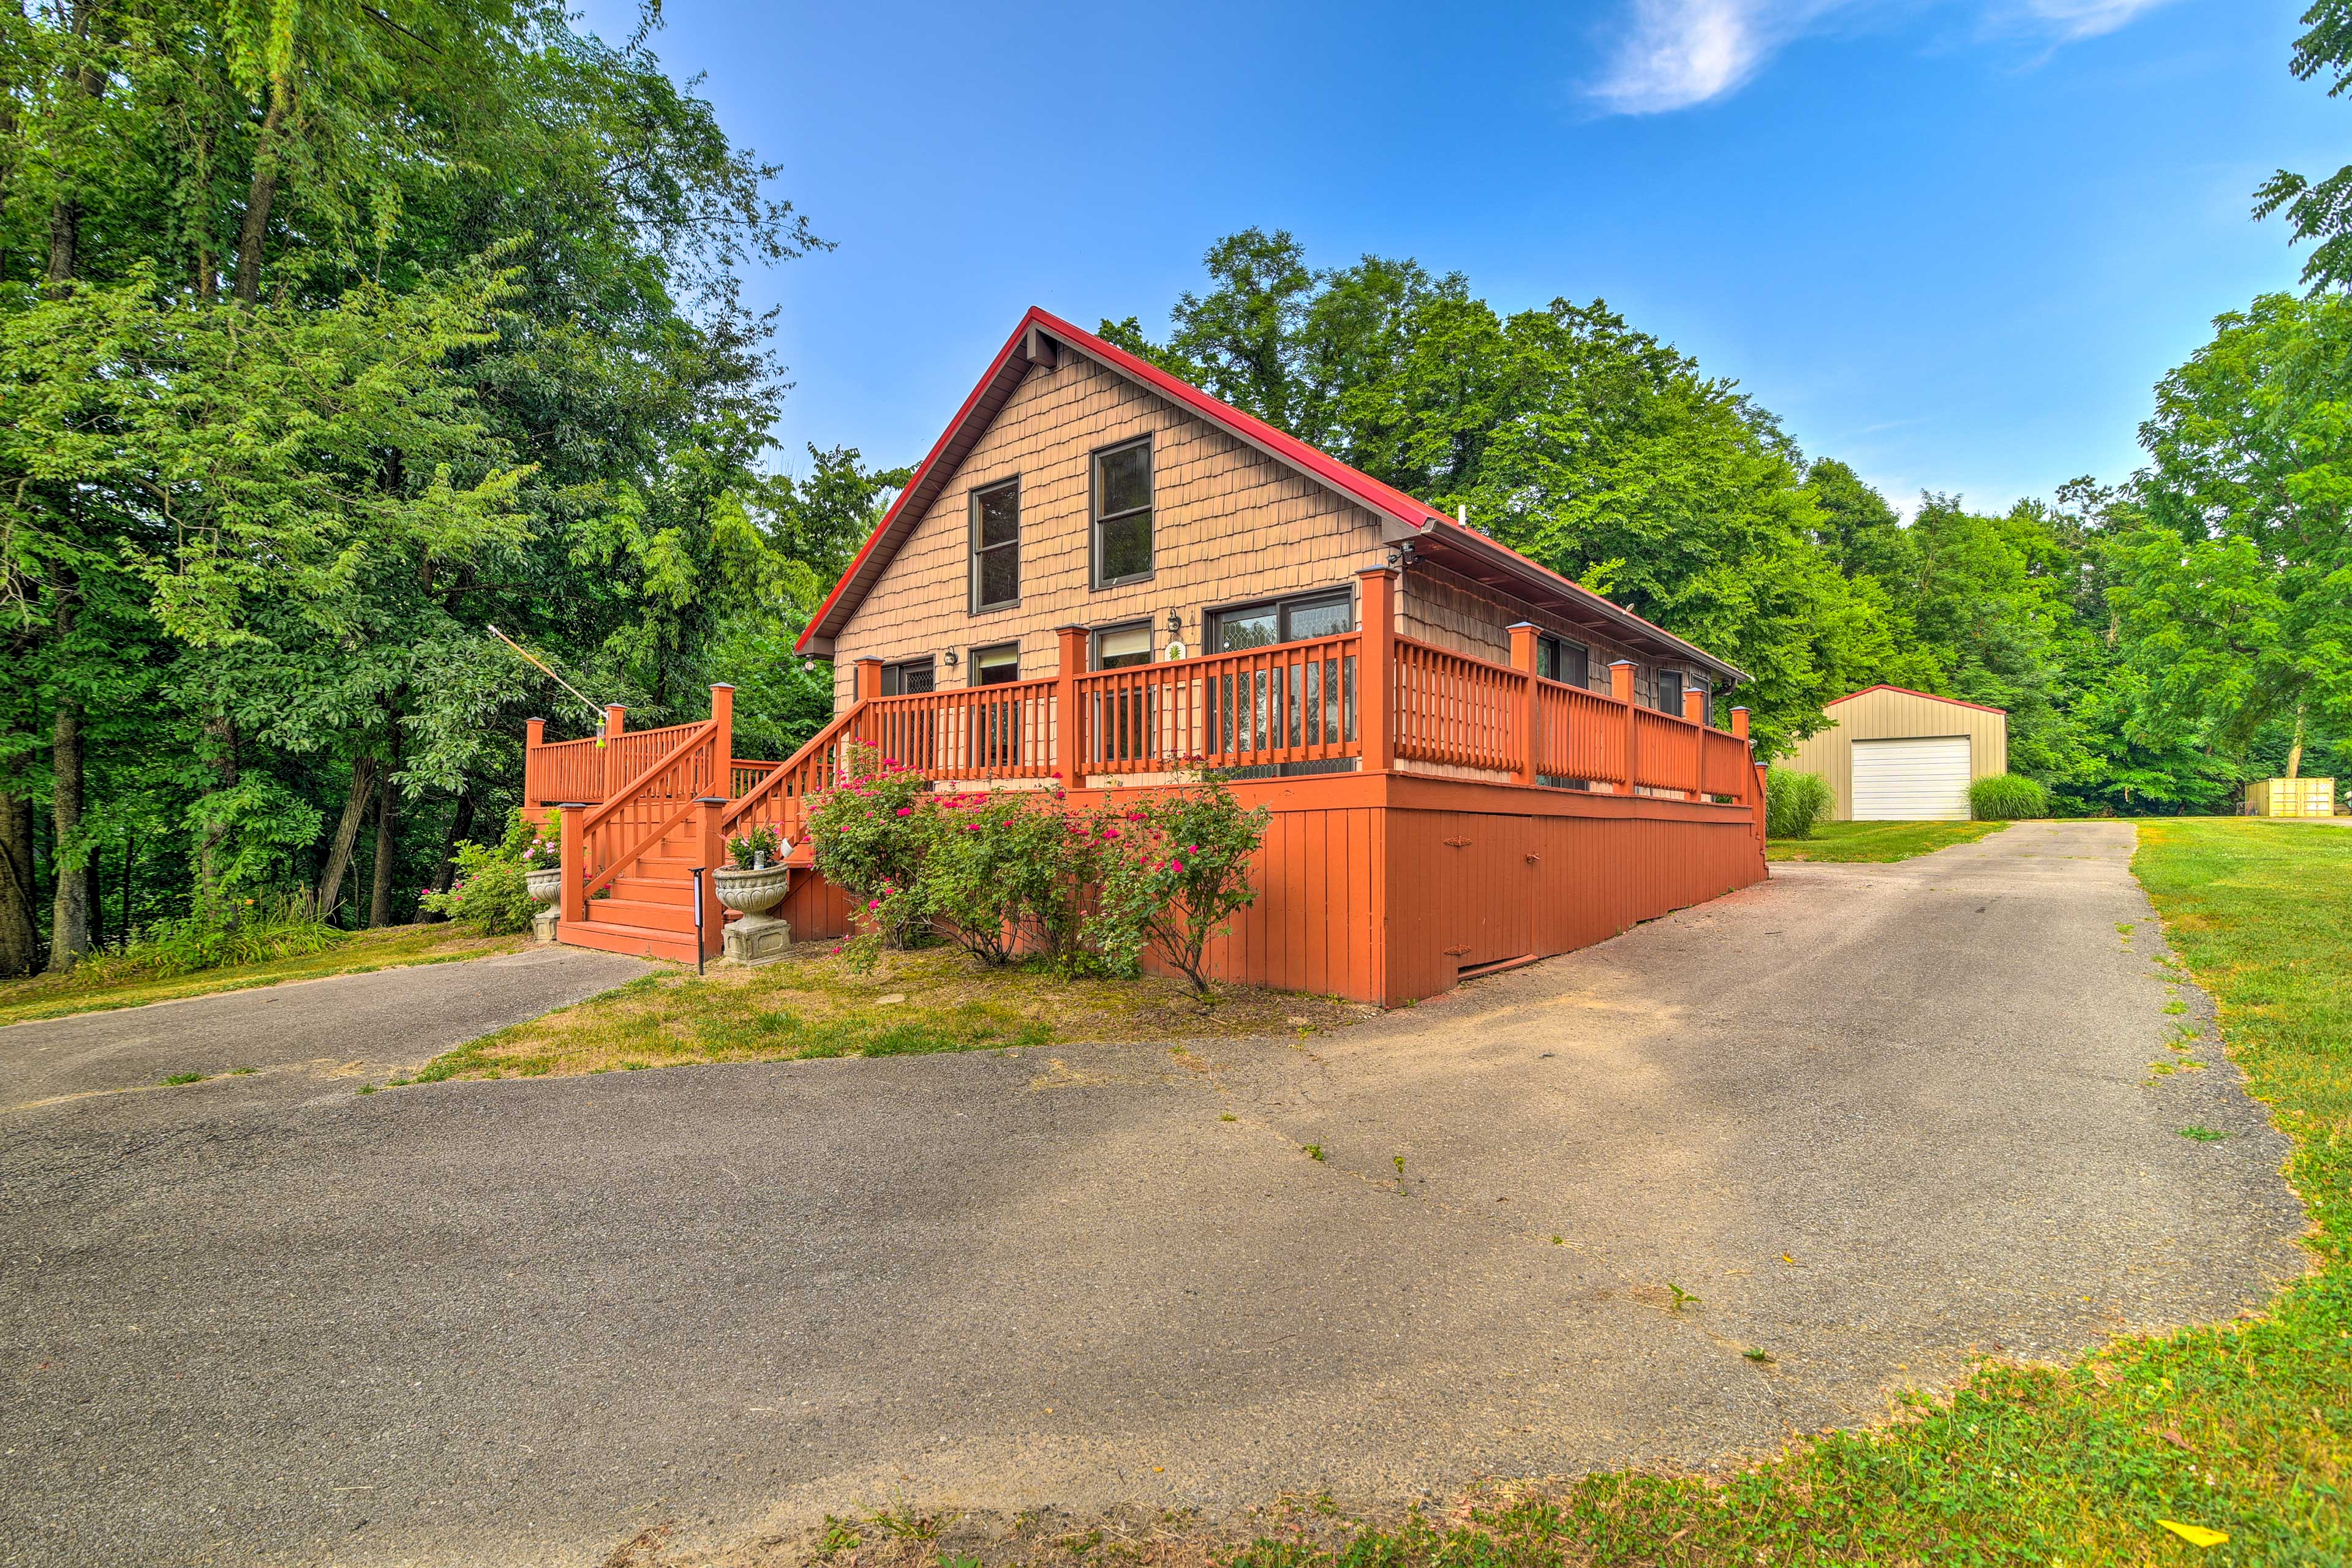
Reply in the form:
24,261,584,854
1784,685,2010,821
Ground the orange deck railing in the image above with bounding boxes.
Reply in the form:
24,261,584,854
526,568,1763,918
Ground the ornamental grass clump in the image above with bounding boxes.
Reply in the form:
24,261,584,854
1970,772,2049,820
1765,768,1833,839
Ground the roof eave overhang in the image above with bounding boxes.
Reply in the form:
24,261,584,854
1407,519,1749,687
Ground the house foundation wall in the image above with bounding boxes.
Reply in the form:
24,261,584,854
779,772,1765,1007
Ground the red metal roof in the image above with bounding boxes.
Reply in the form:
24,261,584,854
1826,684,2008,715
796,307,1746,682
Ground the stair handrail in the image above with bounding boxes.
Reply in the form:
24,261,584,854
721,700,866,832
579,718,719,837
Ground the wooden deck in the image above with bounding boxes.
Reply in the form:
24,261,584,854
524,569,1767,1000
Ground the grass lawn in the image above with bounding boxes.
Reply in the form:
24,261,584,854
1767,818,2009,862
412,944,1373,1082
0,924,527,1027
875,817,2333,1568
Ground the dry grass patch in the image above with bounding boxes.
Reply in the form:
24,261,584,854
415,944,1374,1081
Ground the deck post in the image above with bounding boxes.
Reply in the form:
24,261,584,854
692,796,727,958
605,703,625,740
1054,627,1088,788
1357,568,1396,772
523,718,545,807
709,684,736,796
1752,763,1770,849
1609,661,1637,796
1506,623,1540,786
1681,687,1707,726
557,803,585,925
1730,706,1752,805
853,658,883,702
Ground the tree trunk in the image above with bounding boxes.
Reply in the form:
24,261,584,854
369,782,398,928
197,710,239,907
0,785,35,978
313,755,378,923
2285,704,2306,781
46,668,90,974
428,793,473,911
232,78,293,305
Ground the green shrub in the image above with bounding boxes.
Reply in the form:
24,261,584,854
1765,769,1833,839
919,787,1091,967
419,808,556,935
78,894,344,982
1970,772,2048,820
804,747,935,957
1091,780,1272,993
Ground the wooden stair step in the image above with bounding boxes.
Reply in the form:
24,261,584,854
584,897,698,930
556,918,703,963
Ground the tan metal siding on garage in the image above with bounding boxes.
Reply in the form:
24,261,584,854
1784,687,2010,821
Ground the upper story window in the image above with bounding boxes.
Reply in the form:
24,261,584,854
970,643,1020,686
1095,622,1154,669
1653,667,1684,712
882,658,934,696
1537,635,1589,688
1093,439,1154,587
970,479,1019,612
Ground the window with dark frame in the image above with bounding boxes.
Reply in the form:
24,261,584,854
970,643,1020,686
1536,634,1590,688
1654,667,1684,712
1093,622,1154,669
1093,439,1153,587
970,479,1019,611
1208,590,1352,652
881,658,935,696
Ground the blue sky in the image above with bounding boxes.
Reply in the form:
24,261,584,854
583,0,2337,516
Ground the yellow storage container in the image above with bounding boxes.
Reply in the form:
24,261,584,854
2245,777,2338,818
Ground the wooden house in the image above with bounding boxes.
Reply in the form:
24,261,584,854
525,309,1768,1005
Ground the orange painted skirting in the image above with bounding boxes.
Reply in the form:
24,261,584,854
780,771,1764,1007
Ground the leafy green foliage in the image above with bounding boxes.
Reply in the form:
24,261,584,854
724,824,780,870
1764,769,1833,839
1090,779,1272,994
71,893,344,984
1970,773,2049,820
916,787,1093,968
417,808,554,935
802,748,933,960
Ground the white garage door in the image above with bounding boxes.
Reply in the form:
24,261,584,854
1852,736,1972,820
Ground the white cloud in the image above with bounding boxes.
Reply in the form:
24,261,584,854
1586,0,2181,115
1586,0,1838,115
1997,0,2176,41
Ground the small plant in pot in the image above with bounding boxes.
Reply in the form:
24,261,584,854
714,824,793,962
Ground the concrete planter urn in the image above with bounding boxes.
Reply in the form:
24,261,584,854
526,867,564,906
714,864,793,963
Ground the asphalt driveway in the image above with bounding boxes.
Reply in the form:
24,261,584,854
0,823,2308,1567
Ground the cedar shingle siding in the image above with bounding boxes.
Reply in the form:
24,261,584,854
831,352,1674,709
